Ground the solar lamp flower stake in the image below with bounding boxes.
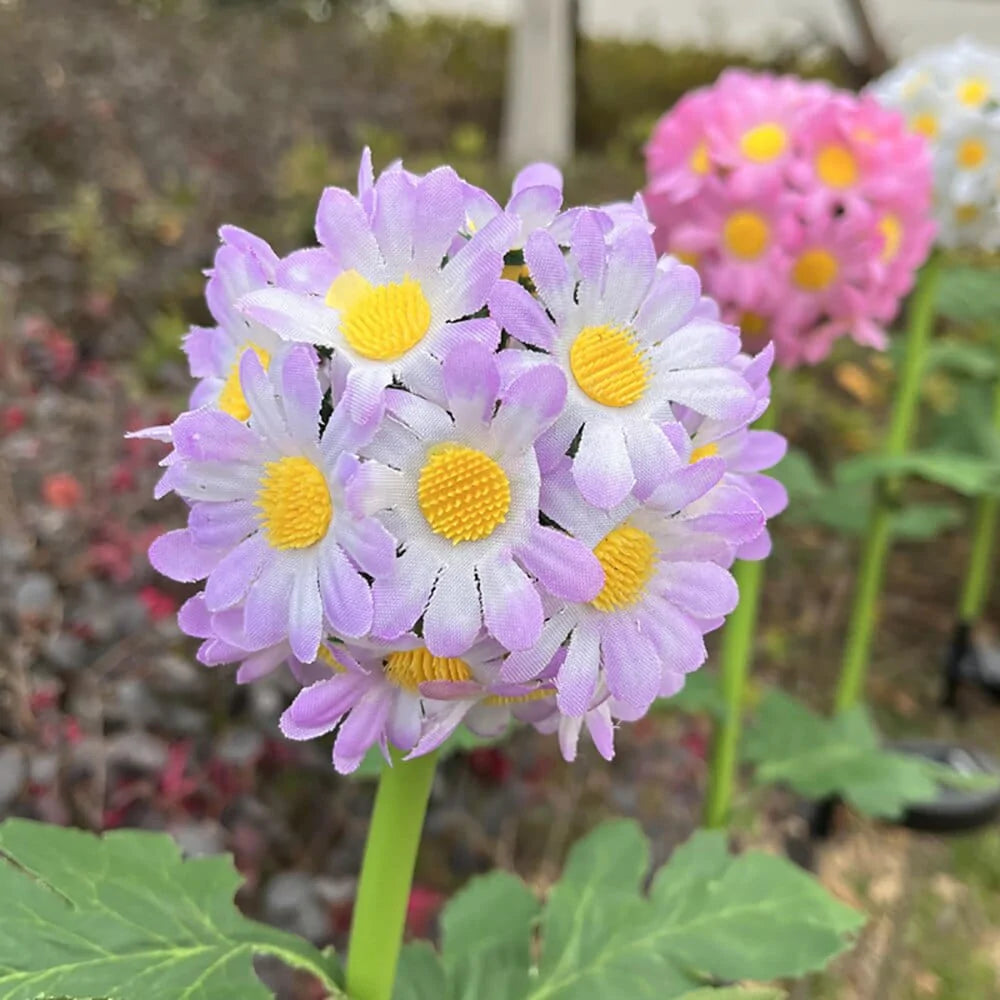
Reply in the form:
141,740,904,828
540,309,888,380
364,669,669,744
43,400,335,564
644,68,935,830
873,39,1000,711
0,153,870,1000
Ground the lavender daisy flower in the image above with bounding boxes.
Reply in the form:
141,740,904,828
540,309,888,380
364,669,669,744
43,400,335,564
502,450,764,716
459,162,564,257
148,345,396,662
178,593,331,686
238,160,518,420
346,342,604,657
279,639,514,774
488,210,757,510
182,226,289,421
673,342,789,560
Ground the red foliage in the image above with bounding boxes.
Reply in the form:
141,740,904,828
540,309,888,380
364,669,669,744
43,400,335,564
42,472,83,510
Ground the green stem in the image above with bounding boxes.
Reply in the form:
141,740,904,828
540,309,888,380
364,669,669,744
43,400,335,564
835,254,941,712
345,750,438,1000
958,361,1000,622
704,399,778,829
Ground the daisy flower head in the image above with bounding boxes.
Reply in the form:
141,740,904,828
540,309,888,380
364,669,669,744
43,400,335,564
870,38,1000,250
347,341,604,658
138,149,789,771
645,70,935,368
239,160,518,422
148,344,396,663
672,343,788,560
182,226,290,420
502,447,765,718
489,209,757,509
279,637,527,773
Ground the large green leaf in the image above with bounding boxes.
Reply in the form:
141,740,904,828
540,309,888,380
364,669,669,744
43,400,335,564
391,820,862,1000
441,872,540,1000
743,692,941,819
926,340,999,379
0,820,343,1000
936,265,1000,324
657,669,727,719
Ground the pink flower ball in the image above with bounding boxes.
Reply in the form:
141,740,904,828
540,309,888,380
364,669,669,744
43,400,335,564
644,69,936,367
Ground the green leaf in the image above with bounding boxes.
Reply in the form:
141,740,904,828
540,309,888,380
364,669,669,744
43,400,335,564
648,830,862,980
935,265,1000,324
676,989,784,1000
393,943,448,1000
441,872,540,1000
890,502,963,540
0,820,343,1000
399,820,861,1000
771,449,825,503
656,669,727,719
836,451,1000,496
926,340,999,379
744,692,941,819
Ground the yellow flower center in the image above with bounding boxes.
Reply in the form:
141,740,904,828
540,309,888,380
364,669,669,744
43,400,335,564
690,141,711,175
722,210,770,260
957,138,987,170
956,203,981,224
385,648,473,692
318,646,347,672
816,145,858,188
590,523,657,612
740,310,768,338
569,325,650,408
501,262,531,284
792,249,839,292
740,123,787,163
256,456,332,550
958,77,990,107
484,689,553,707
417,444,511,544
218,344,271,421
673,249,700,268
878,214,902,262
689,441,719,464
910,112,939,139
326,269,432,361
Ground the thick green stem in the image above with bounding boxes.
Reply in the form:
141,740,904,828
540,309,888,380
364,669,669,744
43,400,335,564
345,751,438,1000
704,399,778,829
958,362,1000,622
835,255,941,711
705,555,767,828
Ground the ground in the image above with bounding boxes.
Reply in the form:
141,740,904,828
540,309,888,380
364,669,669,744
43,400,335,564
1,1,999,998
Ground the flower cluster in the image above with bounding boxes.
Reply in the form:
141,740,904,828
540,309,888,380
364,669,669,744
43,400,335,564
141,152,786,772
870,38,1000,250
644,69,935,367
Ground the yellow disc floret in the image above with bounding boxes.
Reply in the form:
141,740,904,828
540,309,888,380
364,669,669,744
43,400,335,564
740,123,787,163
256,456,332,550
218,344,271,421
739,311,768,340
723,211,770,260
569,325,650,408
690,141,711,175
591,523,657,612
957,138,987,170
385,648,473,691
816,145,858,188
484,689,553,707
326,269,432,361
792,249,839,292
418,444,511,544
910,112,939,139
689,442,719,464
958,77,990,107
878,214,902,262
